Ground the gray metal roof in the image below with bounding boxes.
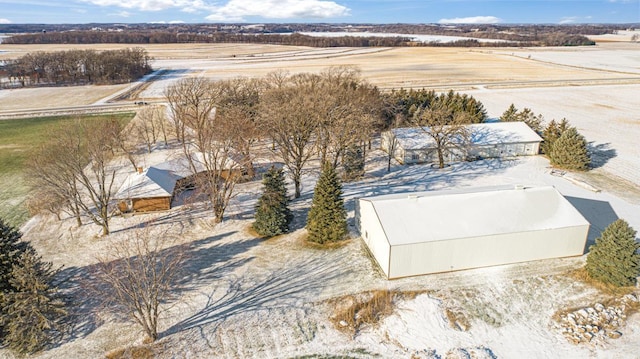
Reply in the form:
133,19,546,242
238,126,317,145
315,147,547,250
391,121,543,150
115,152,238,200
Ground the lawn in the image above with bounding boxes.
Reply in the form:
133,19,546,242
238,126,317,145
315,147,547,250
0,112,136,228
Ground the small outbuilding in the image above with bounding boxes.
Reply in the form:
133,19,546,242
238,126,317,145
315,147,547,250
115,152,243,213
381,121,543,165
115,159,193,213
356,185,590,279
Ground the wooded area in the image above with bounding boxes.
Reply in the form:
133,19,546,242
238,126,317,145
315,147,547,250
1,48,152,88
1,23,602,47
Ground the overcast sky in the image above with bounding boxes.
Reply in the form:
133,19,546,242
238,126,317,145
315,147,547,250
0,0,638,25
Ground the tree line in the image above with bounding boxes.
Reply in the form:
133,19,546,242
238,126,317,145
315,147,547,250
1,48,152,88
26,71,495,231
2,30,594,47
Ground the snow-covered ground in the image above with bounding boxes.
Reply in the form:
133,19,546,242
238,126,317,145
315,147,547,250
2,41,639,358
297,31,509,43
466,84,640,185
10,144,640,358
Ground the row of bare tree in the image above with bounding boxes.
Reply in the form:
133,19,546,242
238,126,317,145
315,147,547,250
163,66,384,222
2,48,152,87
26,66,490,232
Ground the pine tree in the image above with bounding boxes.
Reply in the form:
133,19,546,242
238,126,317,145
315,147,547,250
342,144,365,182
541,118,570,155
1,251,67,354
549,127,590,171
500,103,519,122
585,219,640,287
306,164,348,244
253,167,292,238
500,105,544,133
0,218,31,292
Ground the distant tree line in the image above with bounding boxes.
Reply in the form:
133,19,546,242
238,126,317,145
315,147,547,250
2,31,412,47
1,48,152,88
2,29,594,47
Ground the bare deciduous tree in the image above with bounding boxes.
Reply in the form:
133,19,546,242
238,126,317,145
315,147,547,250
204,78,264,179
260,72,321,198
165,77,219,146
92,227,186,341
316,66,382,169
27,119,121,235
411,104,471,169
135,105,160,153
165,77,244,222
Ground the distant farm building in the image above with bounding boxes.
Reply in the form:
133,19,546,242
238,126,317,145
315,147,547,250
382,121,543,165
115,153,242,213
356,185,590,279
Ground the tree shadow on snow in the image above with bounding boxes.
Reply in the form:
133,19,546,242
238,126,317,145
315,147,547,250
565,196,619,253
162,252,349,338
588,142,617,169
343,158,520,201
56,230,260,342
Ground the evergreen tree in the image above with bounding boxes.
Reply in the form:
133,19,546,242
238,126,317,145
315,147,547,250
0,218,31,292
586,219,640,287
1,250,67,354
541,118,570,155
500,105,544,133
306,164,348,244
500,103,519,122
549,127,590,171
342,144,365,182
253,167,292,238
515,108,544,133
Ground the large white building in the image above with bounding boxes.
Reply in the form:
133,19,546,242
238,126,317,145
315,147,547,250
356,185,590,279
381,121,543,165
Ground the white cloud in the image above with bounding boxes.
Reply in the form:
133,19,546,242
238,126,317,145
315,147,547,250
206,0,350,21
438,16,502,24
80,0,201,12
80,0,350,20
0,18,11,24
559,16,577,24
110,10,132,17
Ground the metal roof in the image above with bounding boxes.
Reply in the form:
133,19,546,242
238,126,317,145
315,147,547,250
391,121,543,150
360,185,589,246
115,152,238,200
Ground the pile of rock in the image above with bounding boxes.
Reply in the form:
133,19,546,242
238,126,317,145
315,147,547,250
556,293,639,346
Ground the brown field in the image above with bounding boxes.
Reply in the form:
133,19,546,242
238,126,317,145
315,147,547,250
0,84,128,110
2,42,638,111
0,41,638,185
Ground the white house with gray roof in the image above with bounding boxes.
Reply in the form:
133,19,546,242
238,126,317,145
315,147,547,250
382,121,543,165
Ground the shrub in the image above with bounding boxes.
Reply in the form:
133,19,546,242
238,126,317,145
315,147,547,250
586,219,640,287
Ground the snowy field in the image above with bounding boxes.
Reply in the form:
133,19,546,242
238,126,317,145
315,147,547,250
9,145,640,359
1,39,639,358
297,31,508,43
466,84,640,185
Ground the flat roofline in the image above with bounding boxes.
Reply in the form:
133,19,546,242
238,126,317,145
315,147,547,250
360,184,533,203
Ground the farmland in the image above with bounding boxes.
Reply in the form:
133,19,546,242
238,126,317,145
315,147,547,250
0,33,639,358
